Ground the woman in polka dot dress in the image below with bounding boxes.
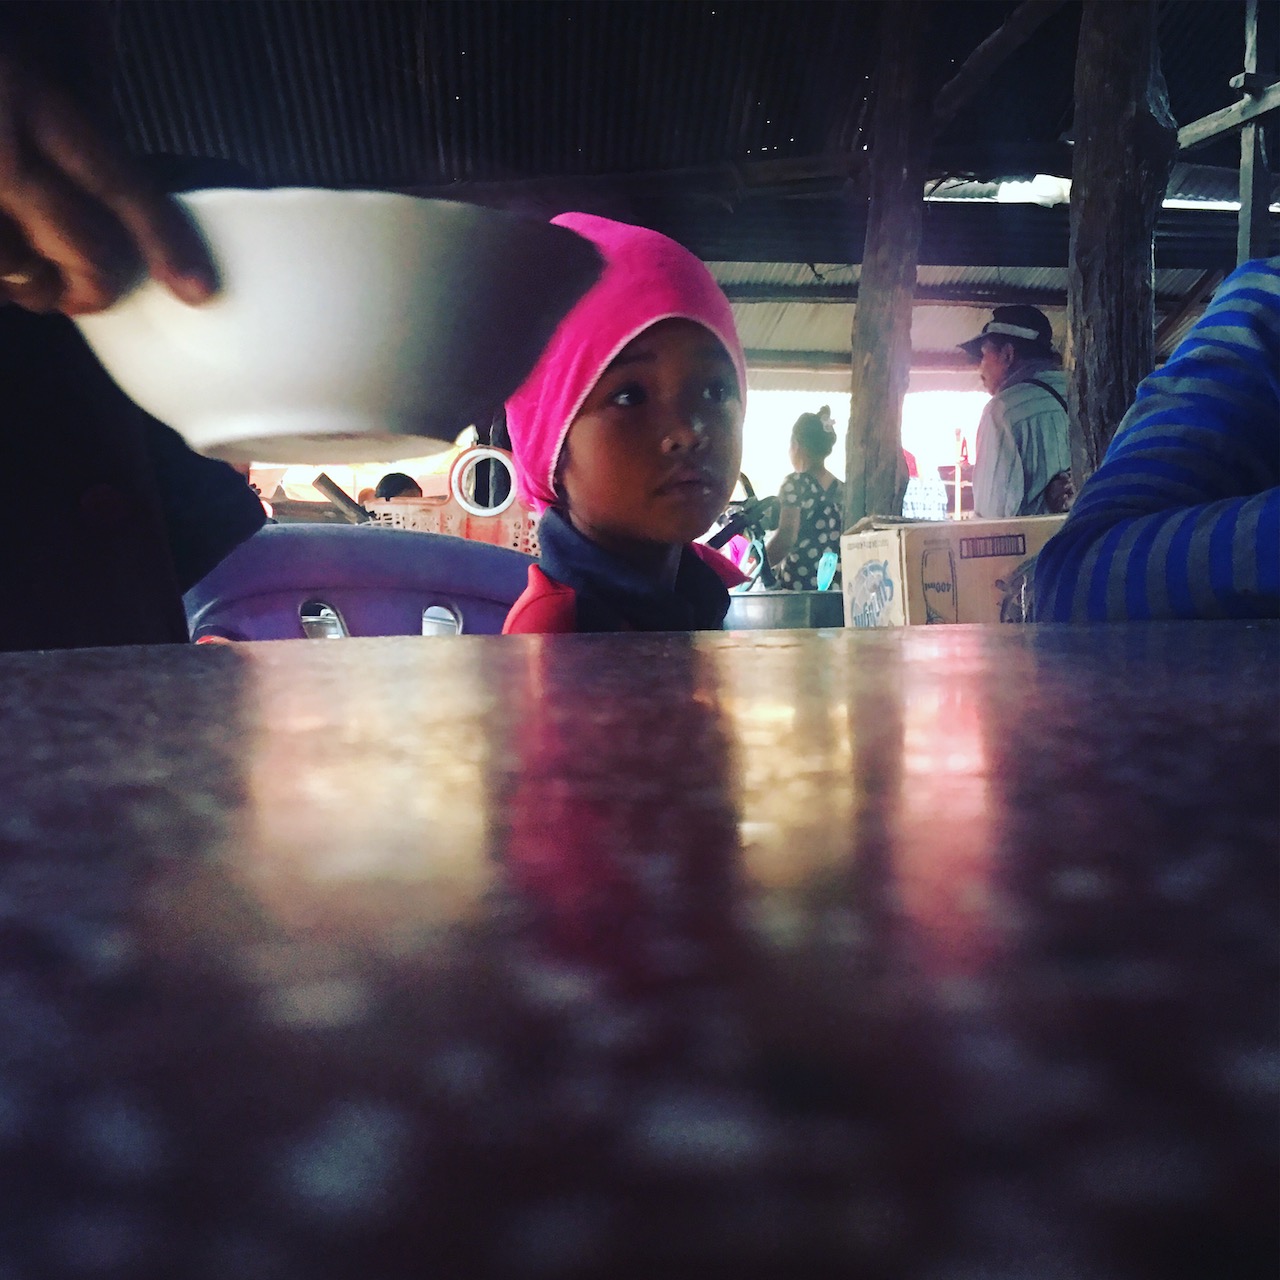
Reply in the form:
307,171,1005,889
766,412,845,591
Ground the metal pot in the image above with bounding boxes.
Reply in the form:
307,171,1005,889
724,590,844,630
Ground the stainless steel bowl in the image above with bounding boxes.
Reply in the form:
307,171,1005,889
724,590,844,630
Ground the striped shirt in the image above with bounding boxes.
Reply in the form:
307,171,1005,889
1035,258,1280,621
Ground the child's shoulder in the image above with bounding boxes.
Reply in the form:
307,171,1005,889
502,565,580,635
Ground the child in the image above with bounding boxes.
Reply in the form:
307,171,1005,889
502,213,747,635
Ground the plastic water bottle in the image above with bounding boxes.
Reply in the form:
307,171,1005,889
816,549,839,591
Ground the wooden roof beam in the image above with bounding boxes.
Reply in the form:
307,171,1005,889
1236,0,1275,265
1154,268,1226,355
407,152,865,202
933,0,1071,131
725,282,1191,310
748,348,975,373
1177,82,1280,152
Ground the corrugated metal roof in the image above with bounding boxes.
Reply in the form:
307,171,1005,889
714,262,1212,300
929,1,1078,179
710,263,857,289
734,302,848,355
112,0,878,188
714,264,1077,292
102,0,1269,268
1165,163,1280,205
733,300,1066,363
925,164,1279,205
916,266,1067,291
727,266,1225,365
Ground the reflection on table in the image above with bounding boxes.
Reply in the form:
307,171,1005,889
0,623,1275,1278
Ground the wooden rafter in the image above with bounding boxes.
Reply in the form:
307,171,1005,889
1154,269,1226,355
1177,82,1280,152
749,348,978,373
933,0,1071,130
1237,0,1274,265
410,152,867,201
723,282,1193,310
1178,0,1278,162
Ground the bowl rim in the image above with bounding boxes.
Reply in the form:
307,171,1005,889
173,187,571,231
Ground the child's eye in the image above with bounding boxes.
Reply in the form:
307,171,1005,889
702,377,737,405
608,382,647,408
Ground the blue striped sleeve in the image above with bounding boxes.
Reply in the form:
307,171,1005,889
1036,258,1280,622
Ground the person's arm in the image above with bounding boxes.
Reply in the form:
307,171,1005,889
0,4,216,314
765,504,801,566
1035,259,1280,622
765,475,802,566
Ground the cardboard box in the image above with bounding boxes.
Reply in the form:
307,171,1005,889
840,516,1067,627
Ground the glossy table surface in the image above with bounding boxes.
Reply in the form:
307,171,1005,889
1,622,1276,1279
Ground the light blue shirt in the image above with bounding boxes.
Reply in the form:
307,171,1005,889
972,361,1071,518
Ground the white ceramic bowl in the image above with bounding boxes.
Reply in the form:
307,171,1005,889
75,189,602,464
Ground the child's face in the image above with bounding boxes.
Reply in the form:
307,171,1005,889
557,318,743,555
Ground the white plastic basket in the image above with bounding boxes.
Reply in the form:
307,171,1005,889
364,445,540,557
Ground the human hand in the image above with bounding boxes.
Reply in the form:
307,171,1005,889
0,46,217,314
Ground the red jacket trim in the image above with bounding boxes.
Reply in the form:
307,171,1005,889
502,565,579,634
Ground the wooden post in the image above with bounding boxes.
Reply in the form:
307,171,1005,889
844,0,1068,525
844,2,931,526
1067,0,1178,485
1237,0,1271,265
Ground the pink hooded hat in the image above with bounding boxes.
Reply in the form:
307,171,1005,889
505,212,747,512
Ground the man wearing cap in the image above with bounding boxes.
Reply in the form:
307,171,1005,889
959,305,1072,519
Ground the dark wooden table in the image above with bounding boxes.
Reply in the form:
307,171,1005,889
1,623,1276,1279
